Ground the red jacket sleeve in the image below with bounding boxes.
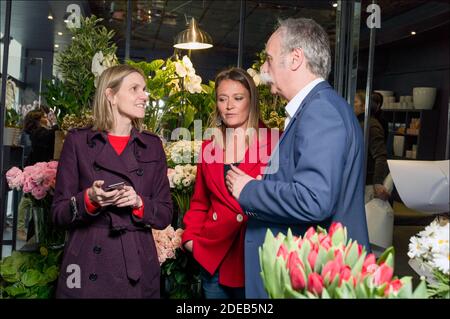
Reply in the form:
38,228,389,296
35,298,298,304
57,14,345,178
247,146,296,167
181,160,211,246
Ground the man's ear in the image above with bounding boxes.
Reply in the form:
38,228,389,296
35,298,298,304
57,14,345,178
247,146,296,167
290,48,304,71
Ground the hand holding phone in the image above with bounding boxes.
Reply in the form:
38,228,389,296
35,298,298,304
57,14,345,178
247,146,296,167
105,182,125,191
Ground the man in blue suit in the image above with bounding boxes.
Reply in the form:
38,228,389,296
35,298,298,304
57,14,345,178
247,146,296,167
225,18,370,298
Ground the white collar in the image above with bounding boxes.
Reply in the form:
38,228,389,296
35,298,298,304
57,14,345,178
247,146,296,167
285,78,325,118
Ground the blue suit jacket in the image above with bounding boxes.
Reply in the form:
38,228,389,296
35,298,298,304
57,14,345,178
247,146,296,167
239,81,370,298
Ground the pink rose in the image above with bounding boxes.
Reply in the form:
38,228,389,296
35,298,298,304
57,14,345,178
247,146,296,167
6,167,23,190
31,185,47,200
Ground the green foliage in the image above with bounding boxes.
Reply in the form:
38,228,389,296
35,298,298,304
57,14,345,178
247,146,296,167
161,249,202,299
127,58,216,135
250,51,286,129
0,248,63,299
5,108,21,128
44,15,116,121
427,270,450,299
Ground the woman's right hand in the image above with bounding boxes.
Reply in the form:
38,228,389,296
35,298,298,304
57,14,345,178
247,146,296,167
184,240,193,253
87,180,124,207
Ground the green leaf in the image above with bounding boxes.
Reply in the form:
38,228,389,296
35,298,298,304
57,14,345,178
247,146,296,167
21,269,43,287
344,241,359,267
412,279,428,299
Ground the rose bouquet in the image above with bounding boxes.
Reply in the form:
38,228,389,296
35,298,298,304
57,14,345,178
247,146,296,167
259,222,428,298
6,162,64,247
407,216,449,298
152,225,184,265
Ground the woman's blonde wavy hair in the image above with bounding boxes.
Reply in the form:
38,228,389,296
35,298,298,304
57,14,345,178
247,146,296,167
92,64,146,132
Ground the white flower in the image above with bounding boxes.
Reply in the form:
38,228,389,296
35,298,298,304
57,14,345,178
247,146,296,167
174,165,184,174
408,236,429,259
182,178,191,187
185,74,203,94
174,61,187,77
182,55,193,70
173,174,182,186
246,68,261,86
432,251,449,274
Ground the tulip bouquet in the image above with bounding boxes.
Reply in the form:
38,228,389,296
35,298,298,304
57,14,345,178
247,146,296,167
259,222,428,298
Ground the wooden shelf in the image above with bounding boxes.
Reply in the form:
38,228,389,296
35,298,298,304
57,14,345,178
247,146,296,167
382,108,431,112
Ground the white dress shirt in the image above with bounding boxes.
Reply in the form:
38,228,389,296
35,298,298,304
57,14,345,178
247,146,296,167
284,77,325,130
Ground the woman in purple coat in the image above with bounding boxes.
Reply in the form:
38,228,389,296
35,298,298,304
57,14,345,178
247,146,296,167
51,65,173,298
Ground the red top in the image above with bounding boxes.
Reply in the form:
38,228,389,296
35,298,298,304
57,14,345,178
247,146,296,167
84,134,144,218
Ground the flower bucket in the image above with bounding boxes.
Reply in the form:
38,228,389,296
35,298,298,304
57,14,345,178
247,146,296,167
32,204,65,249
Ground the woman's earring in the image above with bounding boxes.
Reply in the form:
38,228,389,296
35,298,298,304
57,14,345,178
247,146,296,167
215,116,222,127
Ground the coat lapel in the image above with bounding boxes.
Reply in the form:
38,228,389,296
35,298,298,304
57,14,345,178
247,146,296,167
204,133,270,213
88,128,146,187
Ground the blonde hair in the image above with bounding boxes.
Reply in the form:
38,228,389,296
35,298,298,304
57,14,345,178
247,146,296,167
209,67,261,148
92,65,146,132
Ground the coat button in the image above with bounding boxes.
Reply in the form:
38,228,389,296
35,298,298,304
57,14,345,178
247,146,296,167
236,214,244,222
88,141,96,148
136,168,144,176
93,164,100,171
212,212,218,221
93,246,102,254
89,273,97,281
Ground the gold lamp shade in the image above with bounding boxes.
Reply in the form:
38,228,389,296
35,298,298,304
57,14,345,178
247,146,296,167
174,17,213,50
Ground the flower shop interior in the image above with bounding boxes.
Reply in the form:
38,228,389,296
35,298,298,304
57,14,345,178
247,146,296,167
0,0,449,299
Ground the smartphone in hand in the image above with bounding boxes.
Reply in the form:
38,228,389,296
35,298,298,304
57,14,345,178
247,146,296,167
105,182,125,191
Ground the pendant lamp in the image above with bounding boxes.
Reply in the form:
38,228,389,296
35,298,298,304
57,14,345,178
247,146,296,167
174,17,213,50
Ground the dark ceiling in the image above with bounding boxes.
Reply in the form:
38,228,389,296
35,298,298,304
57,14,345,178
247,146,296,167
2,0,449,81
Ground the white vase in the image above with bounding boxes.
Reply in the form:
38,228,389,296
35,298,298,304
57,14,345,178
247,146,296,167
413,87,437,110
3,127,21,146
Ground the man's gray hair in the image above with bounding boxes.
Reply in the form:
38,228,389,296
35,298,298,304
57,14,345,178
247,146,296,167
277,18,331,79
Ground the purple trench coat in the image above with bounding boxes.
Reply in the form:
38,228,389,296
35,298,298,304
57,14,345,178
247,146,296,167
51,127,172,298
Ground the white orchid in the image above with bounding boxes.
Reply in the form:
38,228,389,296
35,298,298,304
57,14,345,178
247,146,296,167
92,51,119,87
247,68,261,86
185,74,203,94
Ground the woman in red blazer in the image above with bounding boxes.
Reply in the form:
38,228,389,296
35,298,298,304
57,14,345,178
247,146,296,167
182,67,277,298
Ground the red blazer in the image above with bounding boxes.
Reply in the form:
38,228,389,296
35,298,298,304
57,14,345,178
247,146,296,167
182,127,277,287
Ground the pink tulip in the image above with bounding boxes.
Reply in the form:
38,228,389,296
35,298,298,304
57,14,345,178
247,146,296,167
308,249,318,270
305,227,316,239
287,251,303,270
384,279,403,296
307,272,324,295
321,260,341,283
339,266,352,286
328,222,343,238
362,253,377,273
290,264,306,291
320,236,332,250
373,263,394,286
277,243,288,260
